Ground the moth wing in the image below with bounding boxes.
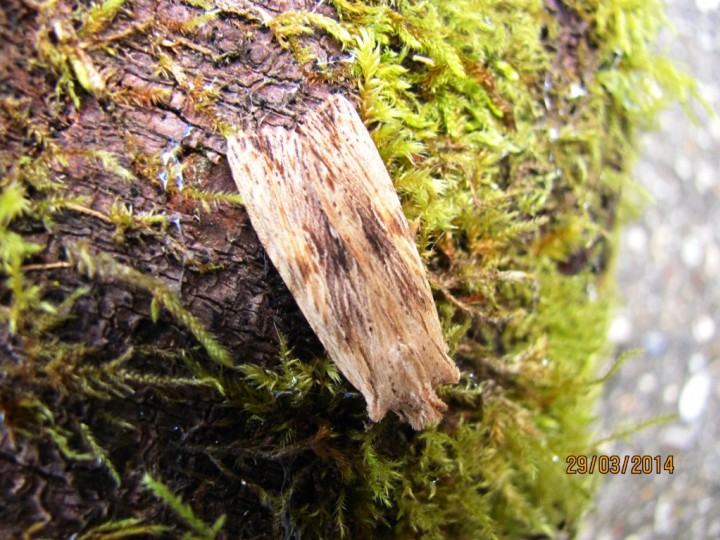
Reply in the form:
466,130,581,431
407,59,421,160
297,96,461,388
227,96,459,429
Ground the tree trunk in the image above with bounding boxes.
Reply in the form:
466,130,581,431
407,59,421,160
1,0,690,538
2,0,340,536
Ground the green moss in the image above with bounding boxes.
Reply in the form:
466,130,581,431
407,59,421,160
144,474,226,540
76,518,171,540
1,0,702,538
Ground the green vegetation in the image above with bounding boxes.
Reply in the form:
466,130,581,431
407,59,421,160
0,0,700,538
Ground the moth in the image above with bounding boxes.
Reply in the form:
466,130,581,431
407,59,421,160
226,95,459,429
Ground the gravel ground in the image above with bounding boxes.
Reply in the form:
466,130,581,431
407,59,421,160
579,1,720,539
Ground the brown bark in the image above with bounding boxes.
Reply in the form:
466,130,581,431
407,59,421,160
1,0,350,537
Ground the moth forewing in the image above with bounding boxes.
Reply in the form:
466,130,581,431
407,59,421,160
227,95,460,429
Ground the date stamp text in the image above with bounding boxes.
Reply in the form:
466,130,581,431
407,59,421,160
566,455,674,475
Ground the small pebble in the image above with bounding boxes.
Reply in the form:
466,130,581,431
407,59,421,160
688,352,708,373
642,330,668,356
678,372,712,422
704,244,720,276
653,498,676,536
681,236,705,268
660,424,697,450
650,225,674,263
691,315,716,344
694,160,717,193
709,116,720,141
699,31,716,51
609,315,633,344
663,383,679,404
626,225,648,253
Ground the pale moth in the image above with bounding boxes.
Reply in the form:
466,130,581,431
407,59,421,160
226,94,460,429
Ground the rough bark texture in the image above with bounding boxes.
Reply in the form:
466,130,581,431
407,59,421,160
1,0,348,537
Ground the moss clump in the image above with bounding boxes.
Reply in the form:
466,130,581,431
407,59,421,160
0,0,700,538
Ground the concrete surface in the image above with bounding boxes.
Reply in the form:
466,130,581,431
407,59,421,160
579,1,720,538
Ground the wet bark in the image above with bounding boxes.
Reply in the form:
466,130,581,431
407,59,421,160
1,0,347,537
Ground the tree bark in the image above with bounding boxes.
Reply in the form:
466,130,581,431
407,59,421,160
1,0,344,537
